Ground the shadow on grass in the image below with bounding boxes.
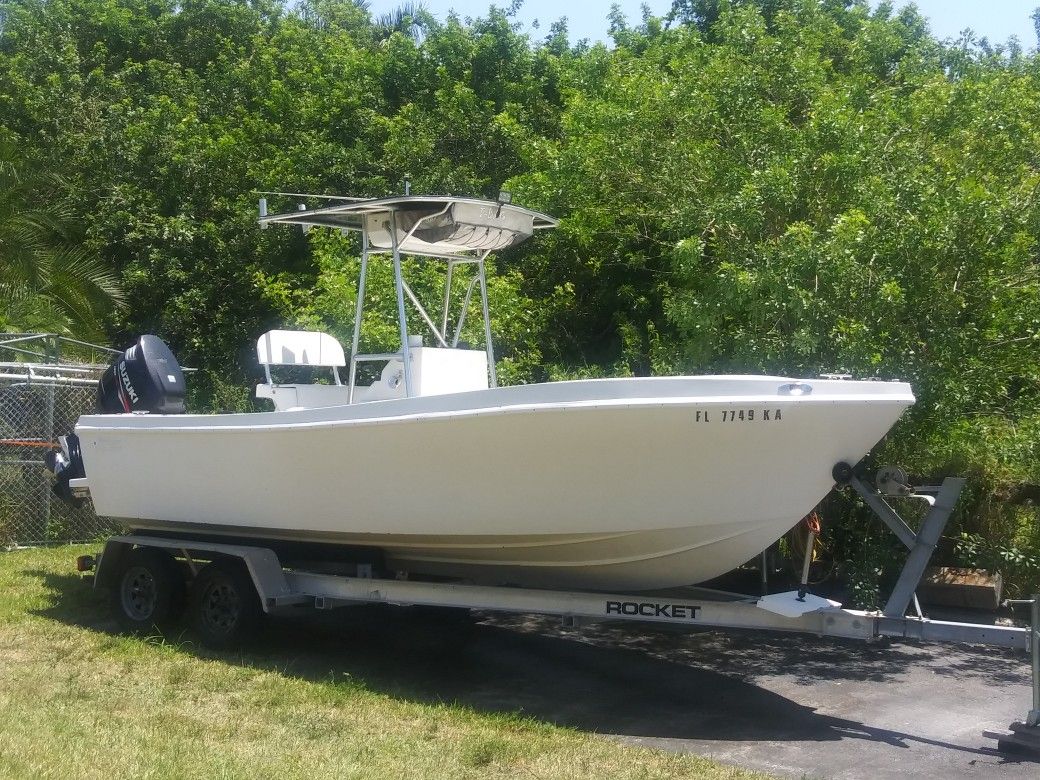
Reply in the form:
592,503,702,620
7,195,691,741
26,567,1035,763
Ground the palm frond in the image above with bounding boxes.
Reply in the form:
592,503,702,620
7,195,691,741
376,1,430,42
0,143,123,339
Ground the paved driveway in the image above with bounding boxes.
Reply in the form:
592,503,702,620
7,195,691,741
47,559,1039,778
456,613,1036,779
224,600,1037,779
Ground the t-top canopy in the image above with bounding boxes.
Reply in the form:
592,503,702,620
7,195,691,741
259,195,557,258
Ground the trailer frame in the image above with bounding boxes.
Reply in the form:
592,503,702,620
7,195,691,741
91,532,1031,652
81,463,1040,752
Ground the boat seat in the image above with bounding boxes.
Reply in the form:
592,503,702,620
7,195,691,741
256,330,350,411
256,329,346,369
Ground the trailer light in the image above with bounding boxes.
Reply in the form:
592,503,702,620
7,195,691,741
76,555,96,573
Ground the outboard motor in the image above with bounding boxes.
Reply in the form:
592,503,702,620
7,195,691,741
48,335,186,506
97,334,186,415
46,433,86,507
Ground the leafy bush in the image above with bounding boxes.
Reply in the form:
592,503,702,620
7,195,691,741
954,532,1040,600
2,0,1037,596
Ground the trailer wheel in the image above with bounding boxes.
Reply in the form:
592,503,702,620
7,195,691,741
110,547,186,634
189,559,262,649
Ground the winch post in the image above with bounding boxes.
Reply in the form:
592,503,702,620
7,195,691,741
837,465,964,618
881,478,964,618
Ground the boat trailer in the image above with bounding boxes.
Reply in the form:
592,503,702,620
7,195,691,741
84,463,1039,754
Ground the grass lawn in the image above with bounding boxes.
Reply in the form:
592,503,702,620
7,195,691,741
0,545,767,780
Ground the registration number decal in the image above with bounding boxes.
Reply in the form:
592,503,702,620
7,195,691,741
694,408,782,423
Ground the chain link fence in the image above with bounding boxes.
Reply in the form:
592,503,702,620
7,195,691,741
1,334,119,546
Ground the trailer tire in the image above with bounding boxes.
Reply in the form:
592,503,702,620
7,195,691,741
110,547,186,635
189,559,262,649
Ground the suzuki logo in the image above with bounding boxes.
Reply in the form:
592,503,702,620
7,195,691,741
119,360,139,405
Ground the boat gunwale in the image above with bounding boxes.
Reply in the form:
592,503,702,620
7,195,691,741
76,392,915,433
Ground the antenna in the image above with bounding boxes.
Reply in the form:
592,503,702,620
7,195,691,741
250,191,368,201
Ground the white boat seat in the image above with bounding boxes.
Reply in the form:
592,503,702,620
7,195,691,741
256,330,350,411
256,330,346,368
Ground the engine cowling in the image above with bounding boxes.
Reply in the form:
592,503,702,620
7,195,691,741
97,335,186,415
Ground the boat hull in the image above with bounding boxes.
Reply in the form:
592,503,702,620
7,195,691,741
76,376,914,590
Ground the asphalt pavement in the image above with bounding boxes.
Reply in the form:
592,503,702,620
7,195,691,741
184,597,1037,779
46,559,1039,778
459,612,1037,779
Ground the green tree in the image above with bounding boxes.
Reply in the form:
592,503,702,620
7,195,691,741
2,0,1038,594
374,1,432,42
510,0,1040,596
0,139,123,339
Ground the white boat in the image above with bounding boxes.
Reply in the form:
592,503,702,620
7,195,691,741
59,194,915,591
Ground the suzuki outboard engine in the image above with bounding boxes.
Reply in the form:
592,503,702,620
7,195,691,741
49,335,185,506
97,334,186,415
46,433,86,507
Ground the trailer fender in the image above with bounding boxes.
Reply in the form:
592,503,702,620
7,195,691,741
92,535,304,612
94,539,134,590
